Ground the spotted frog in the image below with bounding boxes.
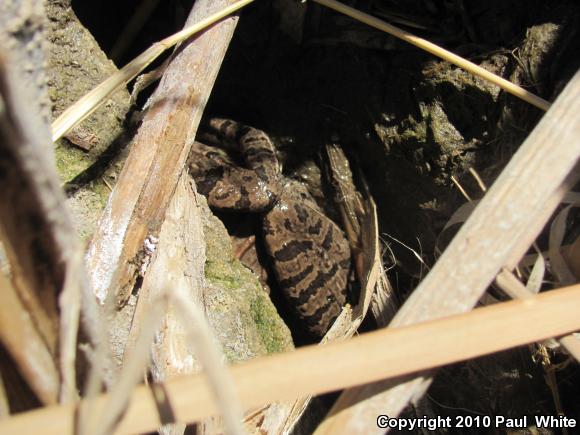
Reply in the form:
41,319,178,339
188,119,351,338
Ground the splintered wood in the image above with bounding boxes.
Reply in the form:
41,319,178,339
85,0,240,307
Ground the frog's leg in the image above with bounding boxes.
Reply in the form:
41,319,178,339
205,118,281,179
262,185,351,338
188,119,281,212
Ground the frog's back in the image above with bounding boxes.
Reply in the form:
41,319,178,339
262,181,351,338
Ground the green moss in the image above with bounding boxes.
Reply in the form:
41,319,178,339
205,260,243,289
54,140,93,183
250,290,293,354
54,139,111,217
200,206,294,357
203,214,241,289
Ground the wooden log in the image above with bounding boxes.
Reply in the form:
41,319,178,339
315,69,580,435
1,284,580,434
85,1,240,306
122,174,205,435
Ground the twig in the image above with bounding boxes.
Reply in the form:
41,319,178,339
172,288,245,435
469,167,487,192
451,175,472,201
124,174,244,434
0,272,59,405
0,50,90,404
88,300,166,435
496,269,580,362
86,0,243,308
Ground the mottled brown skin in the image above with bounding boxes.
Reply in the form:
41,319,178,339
189,118,281,212
188,119,351,338
263,181,350,337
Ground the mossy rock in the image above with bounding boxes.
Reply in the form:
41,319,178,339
200,194,294,360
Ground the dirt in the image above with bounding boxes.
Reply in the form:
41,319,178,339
66,0,580,431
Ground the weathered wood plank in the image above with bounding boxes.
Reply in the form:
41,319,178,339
85,0,241,307
123,174,206,434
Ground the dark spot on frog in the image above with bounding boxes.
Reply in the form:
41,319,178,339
278,264,314,289
307,219,322,235
294,204,309,223
293,263,340,307
214,191,231,201
273,240,314,262
262,218,275,236
234,125,252,141
195,166,223,196
245,148,276,162
304,301,338,334
321,226,334,250
235,185,251,209
339,257,351,269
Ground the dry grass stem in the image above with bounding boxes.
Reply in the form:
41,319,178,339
171,288,245,435
51,0,255,141
371,266,399,327
469,167,488,192
87,301,166,435
0,52,91,405
526,247,545,293
451,175,472,201
86,0,241,307
313,0,551,111
549,202,579,285
3,285,580,435
496,269,580,362
495,268,535,299
120,174,206,434
57,250,85,403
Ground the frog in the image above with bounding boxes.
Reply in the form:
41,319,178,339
188,118,351,338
